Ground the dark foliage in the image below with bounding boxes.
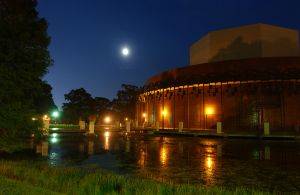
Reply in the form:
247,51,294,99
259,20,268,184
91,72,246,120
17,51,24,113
62,88,111,123
111,84,140,120
0,0,55,151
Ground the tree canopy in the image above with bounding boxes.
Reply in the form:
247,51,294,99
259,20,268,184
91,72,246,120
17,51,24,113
62,84,140,124
111,84,140,120
62,88,111,123
0,0,56,151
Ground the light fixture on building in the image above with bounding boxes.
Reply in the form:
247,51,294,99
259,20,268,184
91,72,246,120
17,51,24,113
205,106,215,115
162,109,168,117
142,113,147,118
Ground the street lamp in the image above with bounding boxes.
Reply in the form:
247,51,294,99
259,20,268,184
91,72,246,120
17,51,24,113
51,111,60,124
52,111,59,118
104,116,111,124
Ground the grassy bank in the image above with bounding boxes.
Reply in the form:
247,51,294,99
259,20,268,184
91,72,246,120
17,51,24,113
0,160,270,195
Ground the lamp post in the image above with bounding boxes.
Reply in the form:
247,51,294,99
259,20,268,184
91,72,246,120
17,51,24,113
51,111,59,124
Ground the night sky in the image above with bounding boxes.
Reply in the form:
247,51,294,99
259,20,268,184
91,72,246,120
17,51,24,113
37,0,300,107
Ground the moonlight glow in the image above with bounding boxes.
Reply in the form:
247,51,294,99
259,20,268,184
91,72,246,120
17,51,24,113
121,47,130,57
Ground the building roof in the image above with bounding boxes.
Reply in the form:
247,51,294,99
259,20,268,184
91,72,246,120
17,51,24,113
189,23,300,65
145,57,300,90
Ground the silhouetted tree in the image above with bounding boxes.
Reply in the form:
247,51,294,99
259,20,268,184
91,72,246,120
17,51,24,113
62,88,93,123
93,97,111,116
62,88,112,123
112,84,140,120
0,0,55,152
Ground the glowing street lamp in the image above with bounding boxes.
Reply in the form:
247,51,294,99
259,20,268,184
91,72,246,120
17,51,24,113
52,111,59,118
104,116,111,124
43,115,49,120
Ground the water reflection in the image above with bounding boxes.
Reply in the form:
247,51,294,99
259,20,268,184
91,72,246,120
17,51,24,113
103,131,110,150
36,141,49,157
265,146,270,160
138,148,146,168
33,132,300,192
88,140,94,155
204,155,214,184
160,144,168,167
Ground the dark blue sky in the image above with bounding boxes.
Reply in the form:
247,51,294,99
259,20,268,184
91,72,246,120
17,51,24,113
37,0,300,107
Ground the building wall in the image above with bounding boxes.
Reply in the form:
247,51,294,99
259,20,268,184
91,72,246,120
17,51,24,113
138,81,300,134
189,24,300,65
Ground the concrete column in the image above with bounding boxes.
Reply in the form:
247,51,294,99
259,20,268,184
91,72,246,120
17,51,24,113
89,121,95,134
126,121,131,133
179,122,183,132
79,120,85,130
155,121,160,131
264,122,270,136
217,122,222,134
43,119,50,134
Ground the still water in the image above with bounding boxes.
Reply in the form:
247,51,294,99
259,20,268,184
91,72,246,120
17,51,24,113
36,131,299,192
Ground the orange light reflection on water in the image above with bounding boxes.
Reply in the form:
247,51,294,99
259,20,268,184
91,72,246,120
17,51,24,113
104,131,110,150
160,145,168,167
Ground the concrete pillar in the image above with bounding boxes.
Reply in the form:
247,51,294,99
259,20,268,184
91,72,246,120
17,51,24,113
43,119,50,134
179,122,183,132
88,121,95,134
79,120,85,130
217,122,222,134
41,141,48,157
155,121,160,131
264,122,270,136
126,121,131,133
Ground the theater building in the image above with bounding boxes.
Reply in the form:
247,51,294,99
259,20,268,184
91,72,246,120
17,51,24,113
137,24,300,134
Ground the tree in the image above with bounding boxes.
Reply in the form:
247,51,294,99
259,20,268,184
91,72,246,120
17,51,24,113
112,84,140,120
93,97,111,116
62,88,94,123
0,0,55,152
62,88,112,123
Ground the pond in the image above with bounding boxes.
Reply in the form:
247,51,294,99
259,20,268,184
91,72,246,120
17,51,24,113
13,131,300,192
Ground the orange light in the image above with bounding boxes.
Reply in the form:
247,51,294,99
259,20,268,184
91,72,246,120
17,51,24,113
142,113,147,118
43,115,49,120
104,116,111,124
162,109,168,117
205,106,215,115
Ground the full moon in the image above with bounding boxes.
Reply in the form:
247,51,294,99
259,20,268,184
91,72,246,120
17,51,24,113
121,47,130,57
